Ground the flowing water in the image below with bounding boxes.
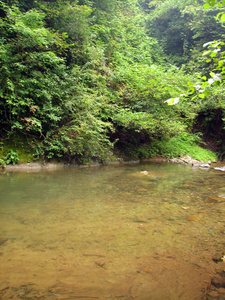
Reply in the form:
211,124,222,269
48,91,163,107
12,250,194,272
0,162,225,299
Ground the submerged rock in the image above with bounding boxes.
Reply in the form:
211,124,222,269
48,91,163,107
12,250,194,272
139,171,149,175
199,163,211,168
187,214,202,221
132,171,162,179
203,270,225,299
214,166,225,172
169,156,211,168
211,272,225,288
0,236,8,246
208,196,225,203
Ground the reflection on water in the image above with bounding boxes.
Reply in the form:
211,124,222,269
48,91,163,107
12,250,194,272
0,162,225,299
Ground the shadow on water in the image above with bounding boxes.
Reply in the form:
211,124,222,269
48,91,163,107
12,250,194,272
0,162,225,299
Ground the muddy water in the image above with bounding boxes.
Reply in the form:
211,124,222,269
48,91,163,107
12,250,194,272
0,162,225,299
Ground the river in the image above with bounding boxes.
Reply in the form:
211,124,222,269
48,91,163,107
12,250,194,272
0,162,224,299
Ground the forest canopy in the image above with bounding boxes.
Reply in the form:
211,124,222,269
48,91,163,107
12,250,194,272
0,0,224,165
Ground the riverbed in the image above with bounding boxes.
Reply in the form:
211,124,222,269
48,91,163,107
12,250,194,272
0,162,224,299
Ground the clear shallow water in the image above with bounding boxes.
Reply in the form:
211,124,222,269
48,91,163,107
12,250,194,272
0,162,225,299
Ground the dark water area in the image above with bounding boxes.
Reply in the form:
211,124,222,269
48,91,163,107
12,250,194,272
0,162,225,299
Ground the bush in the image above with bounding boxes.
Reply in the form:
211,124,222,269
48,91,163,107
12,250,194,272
5,150,19,165
156,133,217,162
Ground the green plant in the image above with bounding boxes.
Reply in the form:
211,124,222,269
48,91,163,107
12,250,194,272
5,150,19,165
0,158,6,169
155,133,218,161
0,4,69,136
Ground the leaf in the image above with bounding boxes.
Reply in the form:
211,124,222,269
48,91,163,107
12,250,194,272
203,41,214,48
210,52,217,58
216,12,223,20
198,93,205,99
201,81,208,89
203,50,211,56
165,97,179,105
218,60,224,68
204,89,210,96
221,13,225,23
173,97,180,104
204,3,211,9
188,87,195,94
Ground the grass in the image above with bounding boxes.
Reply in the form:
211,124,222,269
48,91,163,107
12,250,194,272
0,135,37,165
137,133,218,162
157,133,217,162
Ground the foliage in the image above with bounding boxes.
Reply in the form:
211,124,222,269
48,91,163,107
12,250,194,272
117,131,218,162
5,149,19,165
153,133,218,162
42,105,114,163
0,159,6,169
110,64,194,142
0,0,224,163
0,2,114,162
0,3,70,135
204,0,225,22
90,2,164,66
146,0,189,65
146,0,224,66
165,0,225,111
192,0,225,97
36,0,93,65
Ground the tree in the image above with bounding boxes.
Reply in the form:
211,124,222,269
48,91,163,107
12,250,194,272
145,0,224,66
0,1,115,161
165,0,225,104
0,3,70,135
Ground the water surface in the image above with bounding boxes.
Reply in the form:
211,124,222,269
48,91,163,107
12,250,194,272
0,162,225,299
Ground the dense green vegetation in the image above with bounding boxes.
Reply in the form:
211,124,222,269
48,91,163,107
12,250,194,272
0,0,224,166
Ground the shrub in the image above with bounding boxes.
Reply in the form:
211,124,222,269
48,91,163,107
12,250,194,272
5,150,19,165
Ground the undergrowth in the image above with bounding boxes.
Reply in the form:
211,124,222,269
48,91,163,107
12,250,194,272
137,133,217,162
0,136,35,166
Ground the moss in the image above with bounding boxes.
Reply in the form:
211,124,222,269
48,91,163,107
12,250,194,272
156,133,218,162
134,133,217,162
0,135,37,164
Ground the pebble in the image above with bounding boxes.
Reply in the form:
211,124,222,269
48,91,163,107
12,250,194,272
211,275,225,288
187,214,201,221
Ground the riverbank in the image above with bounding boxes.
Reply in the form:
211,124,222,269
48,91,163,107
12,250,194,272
1,156,224,172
